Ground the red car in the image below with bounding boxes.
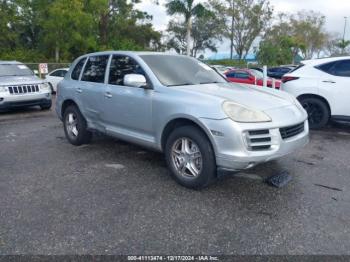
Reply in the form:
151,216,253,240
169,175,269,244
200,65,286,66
225,69,281,89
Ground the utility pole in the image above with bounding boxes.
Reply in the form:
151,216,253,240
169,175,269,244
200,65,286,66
342,17,347,54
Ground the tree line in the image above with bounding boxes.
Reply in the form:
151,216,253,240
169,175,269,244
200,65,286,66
166,0,350,65
0,0,162,62
0,0,349,65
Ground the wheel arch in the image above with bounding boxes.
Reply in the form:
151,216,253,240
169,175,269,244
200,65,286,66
61,99,79,118
297,94,331,115
160,117,216,153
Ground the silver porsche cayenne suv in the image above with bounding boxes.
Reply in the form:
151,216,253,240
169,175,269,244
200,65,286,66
56,51,309,189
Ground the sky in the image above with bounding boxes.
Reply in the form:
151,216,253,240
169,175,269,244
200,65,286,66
136,0,350,55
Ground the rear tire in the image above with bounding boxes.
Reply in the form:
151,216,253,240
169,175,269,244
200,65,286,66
299,97,329,129
165,125,217,189
63,105,92,146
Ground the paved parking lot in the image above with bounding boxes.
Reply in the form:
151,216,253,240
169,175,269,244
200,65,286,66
1,103,350,255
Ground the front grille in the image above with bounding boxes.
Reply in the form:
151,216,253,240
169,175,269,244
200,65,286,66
280,122,305,140
8,85,39,95
246,129,272,151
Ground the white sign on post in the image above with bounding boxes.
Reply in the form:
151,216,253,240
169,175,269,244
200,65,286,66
39,63,48,74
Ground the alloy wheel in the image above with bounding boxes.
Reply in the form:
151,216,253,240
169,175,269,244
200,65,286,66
65,112,79,139
302,102,324,126
171,137,203,178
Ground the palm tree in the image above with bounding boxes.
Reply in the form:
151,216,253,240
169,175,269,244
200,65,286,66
337,39,350,54
166,0,206,56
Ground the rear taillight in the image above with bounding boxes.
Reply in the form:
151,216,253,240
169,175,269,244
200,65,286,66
282,76,299,83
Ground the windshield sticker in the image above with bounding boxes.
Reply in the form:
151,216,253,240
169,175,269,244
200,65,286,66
17,65,28,69
198,62,213,71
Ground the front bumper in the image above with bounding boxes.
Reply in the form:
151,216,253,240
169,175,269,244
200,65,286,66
0,92,51,109
200,106,309,171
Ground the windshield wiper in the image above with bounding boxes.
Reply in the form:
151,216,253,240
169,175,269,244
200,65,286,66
199,81,222,84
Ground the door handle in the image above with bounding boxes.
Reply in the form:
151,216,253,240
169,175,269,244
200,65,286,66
322,80,336,84
76,88,82,93
105,92,112,98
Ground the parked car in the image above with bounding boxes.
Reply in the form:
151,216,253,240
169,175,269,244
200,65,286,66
281,56,350,129
250,67,263,73
225,69,281,89
46,68,69,93
56,51,309,189
250,66,294,79
0,61,52,110
267,66,293,79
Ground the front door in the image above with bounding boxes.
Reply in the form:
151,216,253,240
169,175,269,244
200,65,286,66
101,55,154,143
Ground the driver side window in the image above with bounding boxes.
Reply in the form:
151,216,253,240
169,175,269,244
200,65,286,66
109,55,145,86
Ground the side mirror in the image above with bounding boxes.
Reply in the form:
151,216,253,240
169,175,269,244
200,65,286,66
123,74,149,88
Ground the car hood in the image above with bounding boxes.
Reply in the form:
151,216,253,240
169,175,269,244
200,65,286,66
0,75,45,86
177,82,295,111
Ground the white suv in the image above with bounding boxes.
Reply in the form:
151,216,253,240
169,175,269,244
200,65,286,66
281,56,350,128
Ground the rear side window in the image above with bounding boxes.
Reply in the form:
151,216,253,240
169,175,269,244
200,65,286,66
316,62,336,74
81,55,109,83
71,58,86,80
316,60,350,77
333,60,350,77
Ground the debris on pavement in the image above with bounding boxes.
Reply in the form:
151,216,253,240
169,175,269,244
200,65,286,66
314,184,343,192
265,171,292,188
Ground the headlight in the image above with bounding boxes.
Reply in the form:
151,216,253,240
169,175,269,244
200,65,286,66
0,86,8,93
40,82,50,90
222,101,271,123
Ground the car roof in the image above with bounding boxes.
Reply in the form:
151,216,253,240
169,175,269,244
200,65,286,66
77,51,189,60
302,56,350,66
77,51,193,59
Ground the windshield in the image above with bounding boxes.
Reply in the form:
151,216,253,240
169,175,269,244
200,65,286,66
140,55,227,86
249,69,264,79
0,64,34,77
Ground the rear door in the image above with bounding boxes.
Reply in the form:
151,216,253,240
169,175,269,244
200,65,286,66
79,55,110,127
317,59,350,116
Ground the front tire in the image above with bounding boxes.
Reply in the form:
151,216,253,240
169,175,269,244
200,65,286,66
63,105,92,146
40,101,52,110
165,126,217,189
299,97,329,129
